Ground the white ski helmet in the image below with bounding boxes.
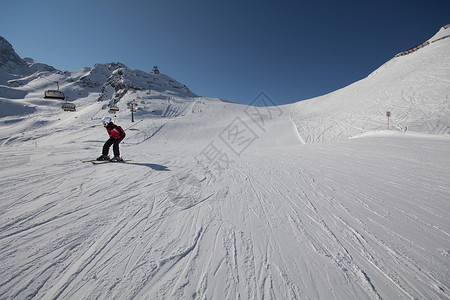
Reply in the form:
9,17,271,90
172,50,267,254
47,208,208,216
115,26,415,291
102,116,112,125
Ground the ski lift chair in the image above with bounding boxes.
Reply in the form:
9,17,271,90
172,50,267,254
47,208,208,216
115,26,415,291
62,103,76,112
44,82,65,100
108,105,119,114
45,90,65,100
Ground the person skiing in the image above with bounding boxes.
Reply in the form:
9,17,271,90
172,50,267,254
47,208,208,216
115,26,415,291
97,116,126,161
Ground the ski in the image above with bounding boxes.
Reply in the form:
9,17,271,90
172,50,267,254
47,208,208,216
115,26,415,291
82,159,130,164
91,159,129,165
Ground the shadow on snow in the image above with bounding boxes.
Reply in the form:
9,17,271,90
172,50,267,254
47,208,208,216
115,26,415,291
127,162,170,171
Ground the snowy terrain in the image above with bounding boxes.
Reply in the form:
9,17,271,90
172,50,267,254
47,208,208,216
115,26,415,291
0,25,449,299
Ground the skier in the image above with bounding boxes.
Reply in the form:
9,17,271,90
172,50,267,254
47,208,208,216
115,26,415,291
97,117,126,161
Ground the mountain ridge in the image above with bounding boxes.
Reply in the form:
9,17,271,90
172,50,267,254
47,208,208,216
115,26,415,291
0,35,196,109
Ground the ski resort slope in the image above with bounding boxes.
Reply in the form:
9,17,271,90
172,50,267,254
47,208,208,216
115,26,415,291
0,96,449,299
290,25,450,143
0,26,450,299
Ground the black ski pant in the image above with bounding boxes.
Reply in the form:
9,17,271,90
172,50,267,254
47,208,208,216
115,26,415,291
102,134,125,157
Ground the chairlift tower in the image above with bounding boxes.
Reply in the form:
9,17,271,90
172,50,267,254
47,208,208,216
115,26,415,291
147,81,152,95
127,99,138,122
153,66,160,74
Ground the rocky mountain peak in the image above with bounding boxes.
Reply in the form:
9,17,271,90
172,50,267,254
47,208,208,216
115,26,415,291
0,36,27,72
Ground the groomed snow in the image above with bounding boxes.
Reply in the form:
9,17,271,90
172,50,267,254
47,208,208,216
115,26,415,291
0,25,449,299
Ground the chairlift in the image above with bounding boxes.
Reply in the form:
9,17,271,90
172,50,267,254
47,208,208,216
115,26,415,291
127,101,138,109
45,90,65,100
45,82,65,100
62,102,76,112
108,105,119,114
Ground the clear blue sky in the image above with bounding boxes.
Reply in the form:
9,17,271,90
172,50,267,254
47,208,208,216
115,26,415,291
1,0,449,105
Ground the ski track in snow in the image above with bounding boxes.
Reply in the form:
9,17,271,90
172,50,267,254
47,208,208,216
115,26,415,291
0,131,449,299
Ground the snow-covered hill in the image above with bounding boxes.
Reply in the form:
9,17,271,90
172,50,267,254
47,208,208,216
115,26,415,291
290,24,450,143
0,25,449,299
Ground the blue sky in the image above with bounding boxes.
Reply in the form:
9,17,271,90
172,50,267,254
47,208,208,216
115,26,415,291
1,0,449,105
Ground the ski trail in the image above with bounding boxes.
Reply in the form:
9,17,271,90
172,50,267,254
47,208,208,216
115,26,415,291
45,216,129,299
0,132,449,299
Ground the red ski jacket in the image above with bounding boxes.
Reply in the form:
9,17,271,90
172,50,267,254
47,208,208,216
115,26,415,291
105,123,125,140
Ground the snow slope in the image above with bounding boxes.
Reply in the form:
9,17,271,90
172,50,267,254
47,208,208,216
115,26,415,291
290,25,450,143
0,25,449,299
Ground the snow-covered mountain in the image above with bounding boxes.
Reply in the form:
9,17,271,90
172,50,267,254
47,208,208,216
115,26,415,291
0,36,196,124
0,25,449,299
